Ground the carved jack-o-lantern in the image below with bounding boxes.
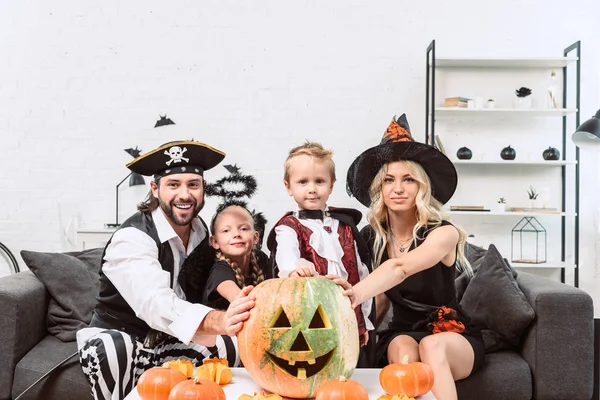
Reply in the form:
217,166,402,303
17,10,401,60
238,277,359,399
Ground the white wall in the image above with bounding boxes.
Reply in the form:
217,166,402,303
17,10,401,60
1,0,599,313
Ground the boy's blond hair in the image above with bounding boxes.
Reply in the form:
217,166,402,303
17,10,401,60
283,141,336,183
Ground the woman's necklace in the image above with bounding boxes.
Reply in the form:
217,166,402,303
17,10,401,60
389,230,413,254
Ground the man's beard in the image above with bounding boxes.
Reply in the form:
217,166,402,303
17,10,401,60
159,198,204,226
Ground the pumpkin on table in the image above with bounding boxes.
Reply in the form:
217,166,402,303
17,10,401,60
137,367,187,400
195,357,232,385
315,376,368,400
238,277,359,399
238,391,283,400
167,378,225,400
377,395,415,400
379,355,434,398
162,359,194,378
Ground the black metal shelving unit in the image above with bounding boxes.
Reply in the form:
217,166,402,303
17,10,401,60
425,39,581,287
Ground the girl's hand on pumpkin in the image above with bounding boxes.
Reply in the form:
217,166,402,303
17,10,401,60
224,285,255,336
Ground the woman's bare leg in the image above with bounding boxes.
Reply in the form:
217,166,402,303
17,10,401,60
418,333,474,400
387,334,420,364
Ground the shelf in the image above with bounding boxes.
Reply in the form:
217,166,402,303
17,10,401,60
452,160,577,166
434,108,577,117
509,261,576,270
434,57,578,68
447,211,575,217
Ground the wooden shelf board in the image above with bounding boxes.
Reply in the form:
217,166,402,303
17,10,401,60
433,108,578,117
510,261,576,269
447,211,575,217
433,57,578,68
452,160,576,166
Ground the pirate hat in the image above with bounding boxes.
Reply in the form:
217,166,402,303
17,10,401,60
127,140,225,179
346,113,457,207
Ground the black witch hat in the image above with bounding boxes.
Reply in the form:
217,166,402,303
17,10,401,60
346,113,457,207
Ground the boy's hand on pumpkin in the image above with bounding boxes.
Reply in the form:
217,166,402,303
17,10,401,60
289,264,315,277
224,285,255,336
360,331,369,346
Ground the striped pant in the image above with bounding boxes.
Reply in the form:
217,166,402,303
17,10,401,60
78,328,238,400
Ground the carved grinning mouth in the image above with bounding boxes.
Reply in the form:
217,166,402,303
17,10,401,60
266,348,335,380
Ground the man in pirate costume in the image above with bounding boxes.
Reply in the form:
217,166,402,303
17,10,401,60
76,140,255,400
266,141,376,367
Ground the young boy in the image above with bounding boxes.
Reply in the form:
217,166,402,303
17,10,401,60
266,141,375,367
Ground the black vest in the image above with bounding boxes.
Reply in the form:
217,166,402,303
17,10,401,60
90,211,206,339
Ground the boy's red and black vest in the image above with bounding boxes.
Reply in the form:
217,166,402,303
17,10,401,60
266,207,372,337
90,211,209,340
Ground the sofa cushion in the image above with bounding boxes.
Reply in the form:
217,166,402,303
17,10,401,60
12,335,89,400
460,244,535,347
456,351,532,400
20,248,103,342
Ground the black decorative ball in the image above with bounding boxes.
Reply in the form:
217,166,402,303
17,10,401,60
501,145,516,160
542,146,560,160
456,147,473,160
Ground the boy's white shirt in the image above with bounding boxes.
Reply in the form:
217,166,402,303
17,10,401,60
275,206,374,330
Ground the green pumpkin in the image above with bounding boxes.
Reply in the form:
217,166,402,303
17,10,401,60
238,277,359,398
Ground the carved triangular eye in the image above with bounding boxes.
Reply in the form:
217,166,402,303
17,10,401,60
308,305,331,329
270,307,292,328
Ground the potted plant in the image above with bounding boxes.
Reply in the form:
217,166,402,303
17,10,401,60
494,197,507,212
514,87,532,109
527,186,539,208
487,99,495,109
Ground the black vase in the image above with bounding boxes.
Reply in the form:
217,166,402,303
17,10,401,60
501,145,516,160
456,147,473,160
542,146,560,160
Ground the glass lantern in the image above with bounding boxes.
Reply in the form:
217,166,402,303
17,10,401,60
511,217,547,264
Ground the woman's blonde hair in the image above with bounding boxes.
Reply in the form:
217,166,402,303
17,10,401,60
367,160,472,276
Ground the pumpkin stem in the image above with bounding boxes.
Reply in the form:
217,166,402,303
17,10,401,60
401,354,409,364
338,376,347,382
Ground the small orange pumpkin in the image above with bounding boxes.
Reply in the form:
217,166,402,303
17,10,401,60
168,378,225,400
238,391,283,400
315,376,369,400
379,355,434,397
137,367,187,400
377,394,415,400
162,359,194,378
195,357,232,385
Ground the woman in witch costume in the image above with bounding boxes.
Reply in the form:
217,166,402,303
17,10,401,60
333,114,484,400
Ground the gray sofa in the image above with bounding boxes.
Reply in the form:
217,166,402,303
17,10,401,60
0,248,595,400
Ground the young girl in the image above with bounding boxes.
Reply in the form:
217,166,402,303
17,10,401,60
334,114,484,400
202,200,273,310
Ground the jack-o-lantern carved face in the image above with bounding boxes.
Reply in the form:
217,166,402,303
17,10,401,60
238,277,359,399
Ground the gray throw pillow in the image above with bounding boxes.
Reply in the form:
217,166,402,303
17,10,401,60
21,248,103,342
460,244,535,347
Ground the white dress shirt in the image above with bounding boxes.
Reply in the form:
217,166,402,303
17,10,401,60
274,207,374,330
78,208,214,347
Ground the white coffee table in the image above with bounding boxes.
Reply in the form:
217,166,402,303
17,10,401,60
124,368,436,399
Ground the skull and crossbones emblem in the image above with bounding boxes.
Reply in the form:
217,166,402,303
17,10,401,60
164,146,189,166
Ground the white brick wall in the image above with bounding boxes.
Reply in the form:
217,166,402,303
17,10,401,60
1,0,599,313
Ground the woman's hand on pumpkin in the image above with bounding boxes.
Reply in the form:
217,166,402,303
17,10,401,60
325,274,358,309
224,285,255,336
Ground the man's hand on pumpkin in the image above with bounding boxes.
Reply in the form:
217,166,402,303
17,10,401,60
224,285,255,336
